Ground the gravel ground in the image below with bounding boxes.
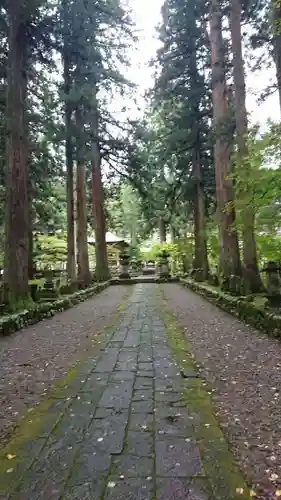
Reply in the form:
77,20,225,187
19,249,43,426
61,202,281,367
162,283,281,500
0,285,131,447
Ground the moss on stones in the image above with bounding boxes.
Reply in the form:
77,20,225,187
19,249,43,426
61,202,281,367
181,277,281,338
0,281,111,337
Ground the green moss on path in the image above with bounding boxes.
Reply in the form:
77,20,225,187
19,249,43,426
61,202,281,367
0,291,130,496
157,286,252,500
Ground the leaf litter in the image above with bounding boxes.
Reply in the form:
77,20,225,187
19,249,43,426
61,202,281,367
163,283,281,499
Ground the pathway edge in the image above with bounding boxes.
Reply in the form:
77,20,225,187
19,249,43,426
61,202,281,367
180,277,281,338
157,285,252,500
0,287,133,495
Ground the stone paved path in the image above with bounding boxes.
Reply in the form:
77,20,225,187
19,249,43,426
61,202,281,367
0,284,249,499
0,285,131,447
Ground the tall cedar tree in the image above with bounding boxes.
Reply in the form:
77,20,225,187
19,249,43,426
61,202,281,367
91,83,110,281
6,1,30,307
209,0,241,278
62,0,76,281
230,0,263,291
60,0,133,282
155,0,212,277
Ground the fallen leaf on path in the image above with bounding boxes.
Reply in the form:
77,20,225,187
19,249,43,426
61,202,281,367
107,482,116,488
235,487,244,495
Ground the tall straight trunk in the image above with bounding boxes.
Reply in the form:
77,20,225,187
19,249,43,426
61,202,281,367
272,0,281,113
76,163,90,285
209,1,241,278
64,34,76,281
170,224,176,242
75,109,91,286
91,87,110,281
27,176,34,280
188,9,208,279
159,216,166,243
230,0,263,292
5,2,30,308
193,167,209,278
192,127,209,279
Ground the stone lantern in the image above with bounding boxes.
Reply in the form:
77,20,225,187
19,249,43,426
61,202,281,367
119,250,130,279
157,250,171,279
261,261,281,298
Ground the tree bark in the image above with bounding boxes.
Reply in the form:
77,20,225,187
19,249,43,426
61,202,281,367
5,1,30,308
91,87,110,281
272,0,281,113
27,175,34,280
63,31,76,282
193,150,209,279
75,108,91,286
159,216,167,243
209,1,241,279
230,0,263,292
170,224,176,242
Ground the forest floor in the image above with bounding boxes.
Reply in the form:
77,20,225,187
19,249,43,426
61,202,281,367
0,282,279,499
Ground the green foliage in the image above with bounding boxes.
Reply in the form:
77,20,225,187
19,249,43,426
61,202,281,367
35,234,67,268
106,183,146,245
256,234,281,263
142,242,184,274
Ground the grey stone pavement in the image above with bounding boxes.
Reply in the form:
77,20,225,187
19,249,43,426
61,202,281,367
0,284,249,499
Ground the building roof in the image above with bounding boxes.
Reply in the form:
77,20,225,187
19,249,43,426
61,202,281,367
88,231,129,246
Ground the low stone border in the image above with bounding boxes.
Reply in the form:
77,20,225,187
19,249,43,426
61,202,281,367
180,277,281,337
110,276,180,285
0,282,109,336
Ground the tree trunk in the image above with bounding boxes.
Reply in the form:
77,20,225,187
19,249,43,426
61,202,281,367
27,178,34,280
64,33,76,281
193,166,209,279
272,0,281,113
5,2,30,308
209,1,241,279
76,162,91,285
230,0,263,292
75,108,91,286
91,88,110,282
170,224,176,242
159,217,166,243
188,8,209,280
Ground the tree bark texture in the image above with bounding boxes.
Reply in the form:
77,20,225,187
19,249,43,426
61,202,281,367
5,1,30,307
64,35,76,282
159,216,167,243
193,147,209,280
230,0,263,292
91,87,110,281
75,108,91,286
209,1,241,278
188,9,209,279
